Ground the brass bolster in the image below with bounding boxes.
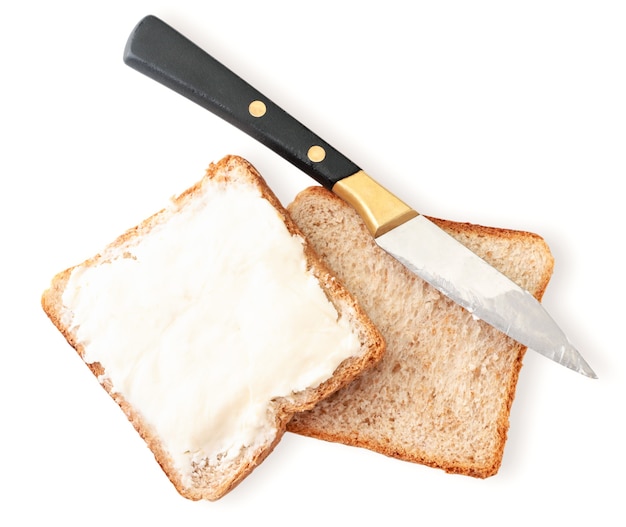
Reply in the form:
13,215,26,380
332,171,418,238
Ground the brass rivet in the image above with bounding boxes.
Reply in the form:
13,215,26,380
248,100,267,117
307,145,326,162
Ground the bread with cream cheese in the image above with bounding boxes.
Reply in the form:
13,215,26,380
286,186,554,478
41,156,385,500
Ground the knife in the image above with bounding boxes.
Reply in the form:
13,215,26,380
123,15,596,378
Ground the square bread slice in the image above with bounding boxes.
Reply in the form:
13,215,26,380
41,156,384,500
286,186,555,477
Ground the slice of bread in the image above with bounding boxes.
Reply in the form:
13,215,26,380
286,186,555,478
41,156,384,500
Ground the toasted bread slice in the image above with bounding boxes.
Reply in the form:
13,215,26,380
286,186,554,478
41,156,384,500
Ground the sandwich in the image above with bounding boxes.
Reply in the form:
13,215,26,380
41,156,385,500
287,186,554,477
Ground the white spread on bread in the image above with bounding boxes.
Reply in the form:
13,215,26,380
61,178,360,478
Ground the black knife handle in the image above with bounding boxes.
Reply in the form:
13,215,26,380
124,15,360,189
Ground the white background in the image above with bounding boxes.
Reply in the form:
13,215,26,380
2,1,624,524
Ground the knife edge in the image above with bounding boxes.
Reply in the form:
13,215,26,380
376,215,597,378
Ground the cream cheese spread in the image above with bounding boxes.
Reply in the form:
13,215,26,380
62,177,360,479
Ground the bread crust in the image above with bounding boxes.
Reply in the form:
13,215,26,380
286,186,555,478
41,156,384,500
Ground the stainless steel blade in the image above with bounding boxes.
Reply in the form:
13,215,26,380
376,215,597,378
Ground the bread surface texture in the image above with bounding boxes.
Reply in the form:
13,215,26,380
41,156,384,500
286,186,554,477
